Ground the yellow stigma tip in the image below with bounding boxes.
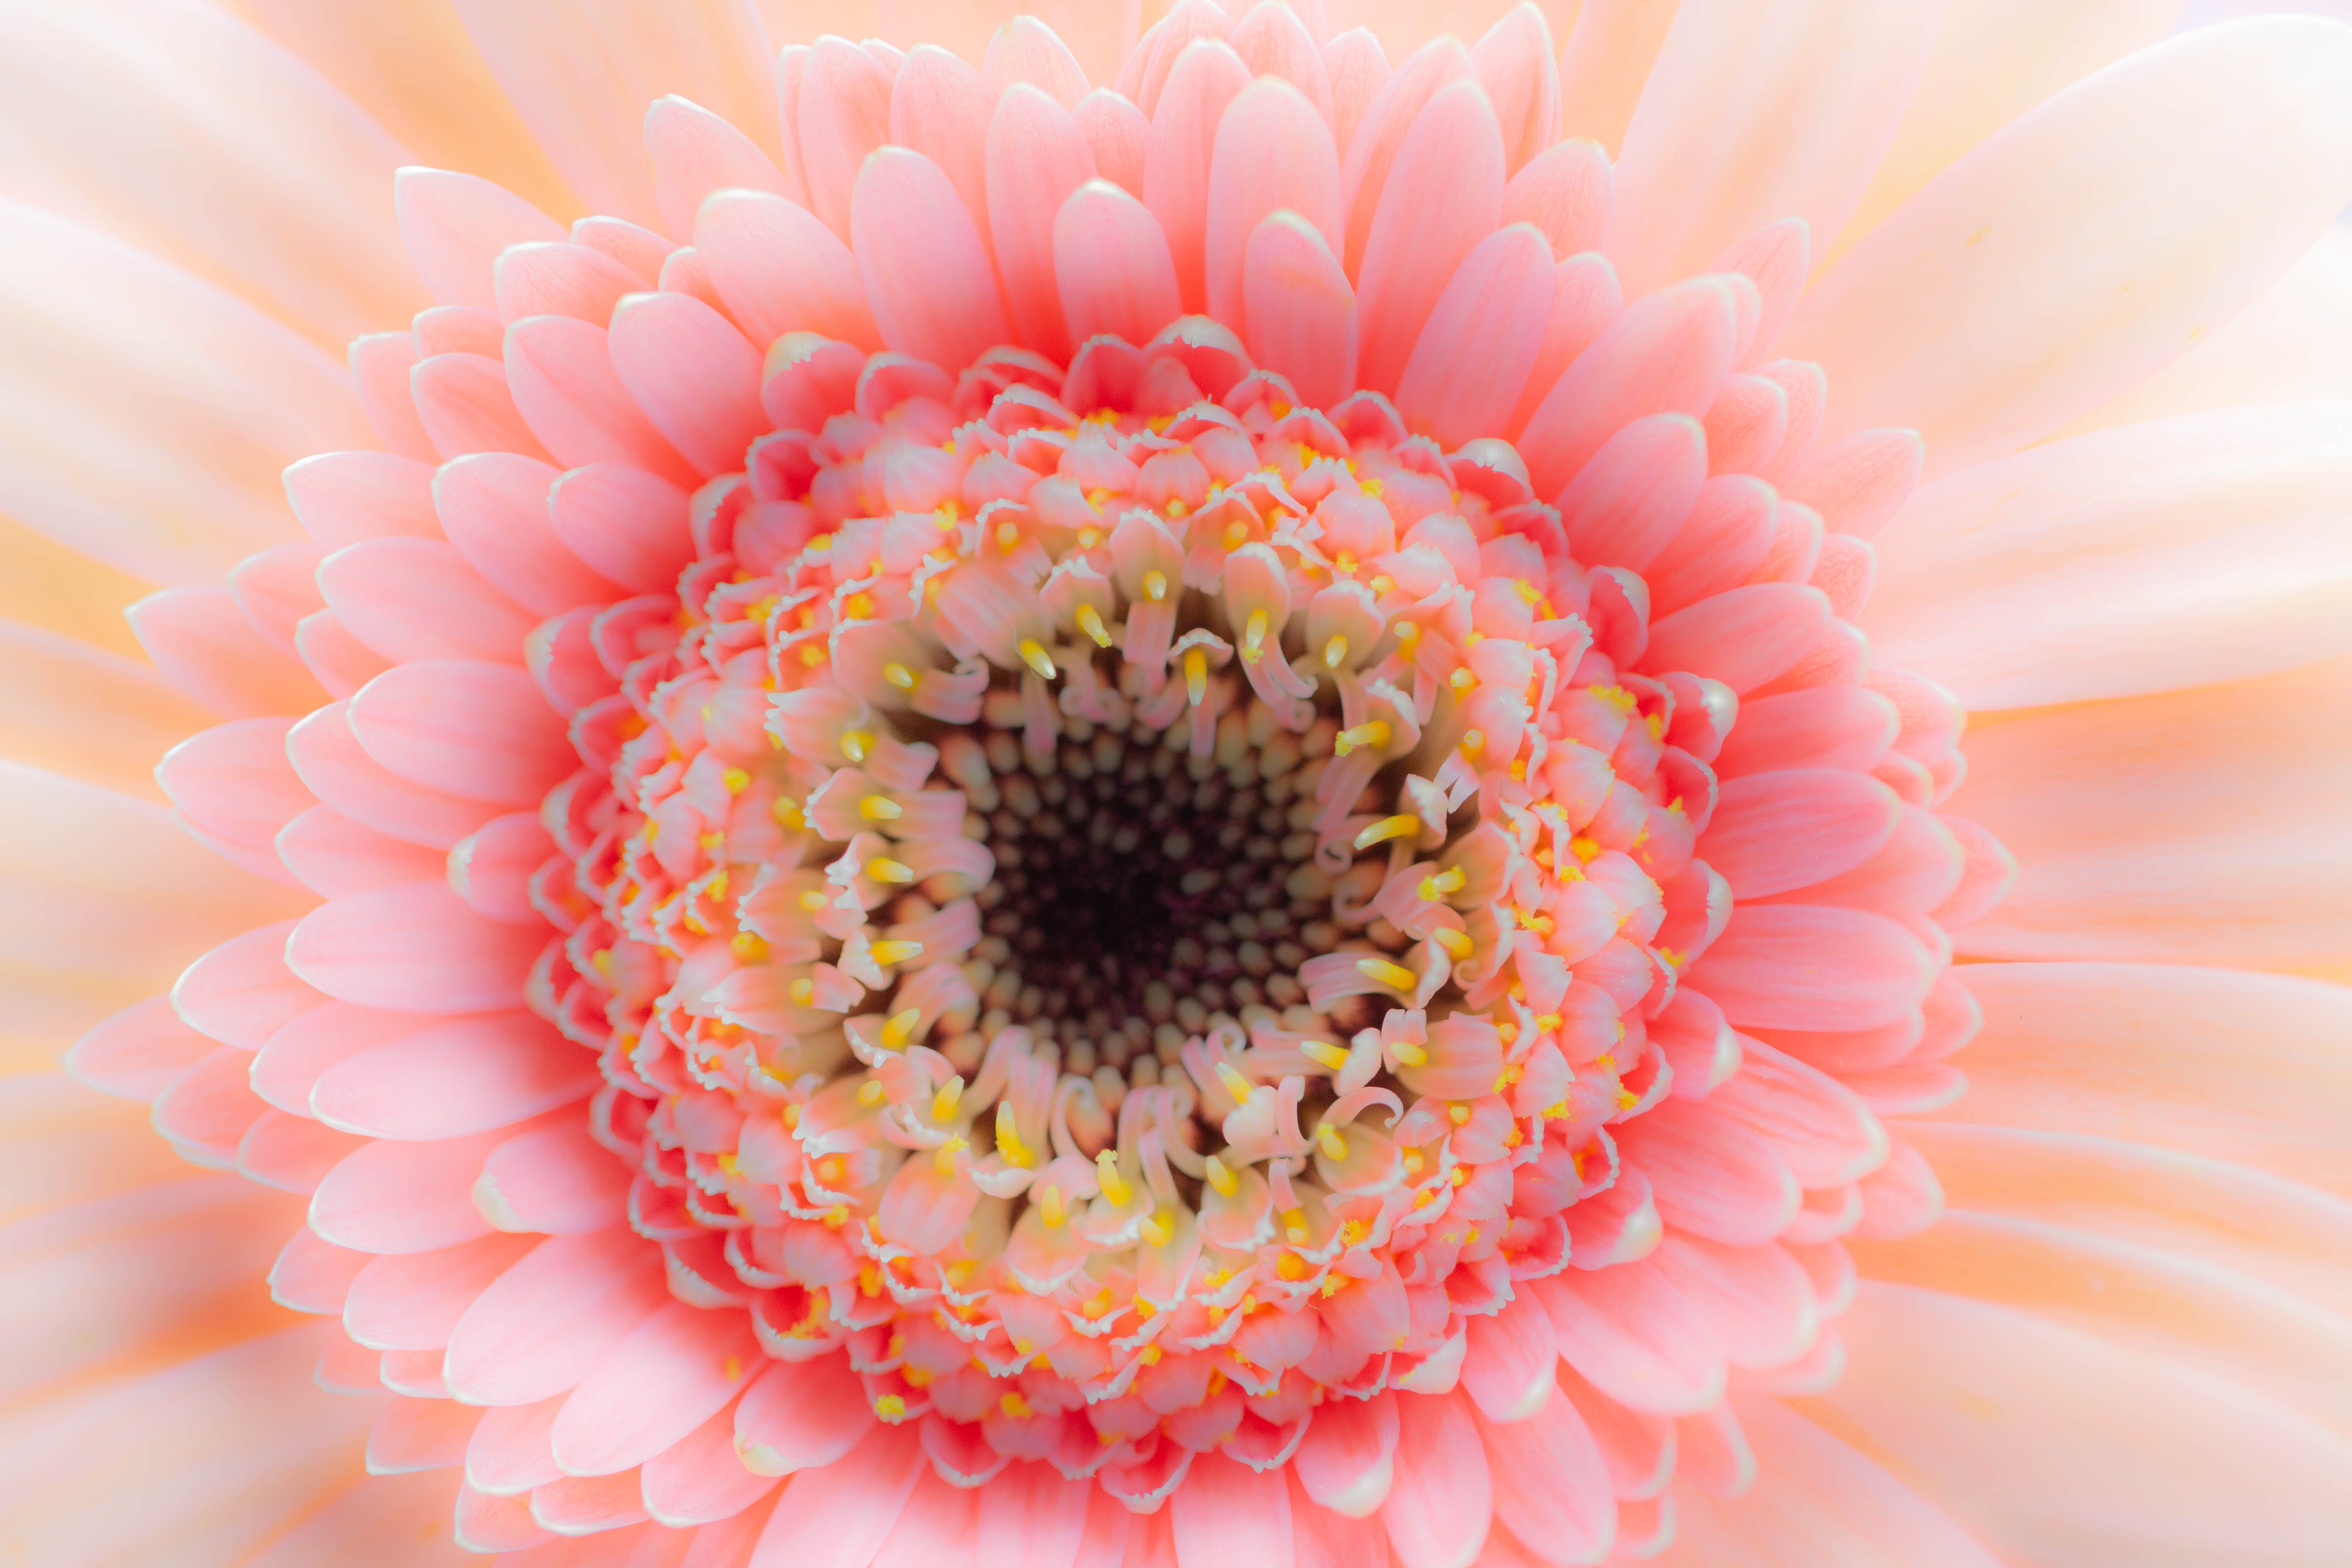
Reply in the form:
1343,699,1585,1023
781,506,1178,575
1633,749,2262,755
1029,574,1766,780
1183,646,1208,707
1322,635,1348,669
1392,1040,1429,1068
1143,570,1169,603
880,1006,922,1048
1334,720,1390,757
1315,1122,1348,1161
789,977,816,1005
1214,1061,1253,1102
839,729,873,763
860,794,903,820
1300,1039,1349,1072
883,662,918,691
1241,609,1269,663
931,1076,965,1122
1037,1184,1067,1228
867,857,914,884
1204,1153,1240,1198
856,1078,886,1106
721,767,750,794
1433,927,1474,960
870,940,922,967
1017,638,1057,680
1354,813,1421,851
1356,957,1416,992
730,932,770,963
1095,1150,1132,1207
1076,603,1112,647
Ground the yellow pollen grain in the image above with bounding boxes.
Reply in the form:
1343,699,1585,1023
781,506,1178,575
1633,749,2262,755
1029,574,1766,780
874,1394,906,1420
721,766,750,794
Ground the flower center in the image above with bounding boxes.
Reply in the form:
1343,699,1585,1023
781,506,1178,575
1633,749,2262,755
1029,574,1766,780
545,322,1730,1496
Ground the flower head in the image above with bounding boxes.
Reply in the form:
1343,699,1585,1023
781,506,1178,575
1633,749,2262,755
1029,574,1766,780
12,3,2352,1566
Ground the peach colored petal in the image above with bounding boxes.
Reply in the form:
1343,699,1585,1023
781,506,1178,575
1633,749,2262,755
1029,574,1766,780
1352,78,1506,395
853,147,1014,373
1242,210,1359,410
1867,402,2352,709
1829,0,2184,267
1553,0,1678,157
1055,181,1185,348
1605,0,1941,300
987,85,1100,361
0,619,210,800
1204,77,1343,338
445,0,779,235
1945,657,2352,970
0,0,427,348
1782,18,2352,478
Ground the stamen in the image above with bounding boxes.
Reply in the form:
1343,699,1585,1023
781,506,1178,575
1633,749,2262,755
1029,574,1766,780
1203,1154,1239,1197
1391,1039,1429,1067
1037,1184,1068,1228
856,1078,885,1106
1334,720,1390,756
1432,928,1474,960
1143,570,1168,603
1355,956,1416,991
869,940,923,967
932,1135,966,1174
879,1007,922,1048
840,730,873,763
867,857,914,884
1183,647,1208,706
995,1102,1035,1168
1300,1039,1348,1072
731,933,769,962
1075,604,1112,647
1139,1212,1174,1246
883,662,919,691
1213,1061,1253,1102
860,795,903,820
1315,1121,1348,1160
1354,813,1421,850
1018,639,1058,680
1418,867,1467,900
1241,610,1269,663
1095,1150,1131,1206
1322,635,1347,669
931,1075,965,1122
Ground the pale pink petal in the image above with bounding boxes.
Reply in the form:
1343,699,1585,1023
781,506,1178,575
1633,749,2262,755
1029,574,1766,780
369,1395,482,1475
1554,0,1677,154
445,1228,670,1406
1944,657,2352,969
1379,1389,1491,1568
1470,1390,1616,1566
1142,39,1253,314
284,451,441,549
1204,77,1343,336
1243,211,1358,411
748,1424,928,1568
1688,904,1934,1032
1171,1451,1292,1567
642,1396,779,1527
346,659,571,806
65,994,219,1103
853,147,1014,373
891,47,998,238
1500,138,1612,261
1503,254,1622,437
1604,0,1940,299
1394,223,1553,448
734,1355,874,1476
1292,1388,1398,1518
1338,38,1472,272
799,35,898,240
345,1232,539,1350
1075,88,1152,198
982,15,1091,108
1055,181,1186,348
1642,582,1833,696
988,85,1100,360
434,452,624,617
1553,412,1705,574
310,1125,511,1253
287,702,504,850
127,585,328,721
551,1300,761,1476
157,721,314,856
1458,1291,1557,1424
351,330,440,460
504,315,697,486
645,93,793,240
1517,276,1742,502
1783,18,2352,477
475,1122,633,1235
413,350,558,462
494,241,650,326
312,1012,597,1139
870,1467,977,1568
972,1460,1092,1568
1352,79,1505,396
445,0,777,233
319,538,537,665
1538,1259,1728,1417
697,189,882,351
396,167,570,310
1617,1094,1805,1246
1323,27,1391,159
606,290,768,480
1230,3,1334,129
1469,3,1562,176
277,804,445,897
287,879,545,1012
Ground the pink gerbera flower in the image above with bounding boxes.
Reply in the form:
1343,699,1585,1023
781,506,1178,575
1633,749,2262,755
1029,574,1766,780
6,2,2352,1566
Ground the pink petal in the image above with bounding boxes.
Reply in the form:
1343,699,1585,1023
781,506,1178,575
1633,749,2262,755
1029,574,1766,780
1353,79,1505,396
127,586,327,720
368,1396,481,1475
157,719,313,854
1605,0,1939,299
1537,1259,1727,1417
1394,223,1553,448
1458,1290,1557,1424
394,168,568,310
972,1460,1091,1568
1470,1389,1616,1565
988,85,1100,361
853,147,1013,374
151,1043,268,1163
345,1231,539,1350
250,999,427,1115
1075,88,1152,198
269,1224,370,1315
1518,275,1741,501
1229,3,1333,129
476,1122,633,1235
350,332,437,460
642,1396,779,1528
242,1102,366,1193
735,1355,875,1475
287,702,501,850
547,463,695,598
1142,39,1252,313
982,15,1091,108
66,994,218,1103
871,1468,976,1568
1640,582,1833,696
348,659,571,807
747,1424,927,1568
696,190,881,351
446,1228,670,1406
1784,17,2352,477
608,290,768,481
1055,180,1185,348
1204,77,1343,335
551,1300,761,1477
412,350,557,462
799,37,897,240
449,811,558,925
1338,38,1473,271
1712,684,1897,779
1701,768,1901,900
1504,253,1622,437
1242,211,1357,411
1171,1451,1293,1568
277,804,446,897
493,241,648,327
1615,1091,1803,1246
434,451,622,617
310,1125,510,1253
891,47,998,238
504,314,696,486
312,1011,598,1139
1379,1389,1491,1568
318,537,536,665
1470,3,1563,175
1552,411,1705,574
1501,139,1611,261
1292,1387,1397,1518
1686,904,1934,1032
169,915,315,1048
287,879,545,1012
283,451,441,549
645,93,793,240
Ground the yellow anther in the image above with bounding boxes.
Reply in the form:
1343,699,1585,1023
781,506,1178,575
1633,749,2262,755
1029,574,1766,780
1448,1103,1471,1126
1334,720,1391,756
730,932,770,963
995,1102,1035,1168
1460,730,1486,761
1143,569,1169,603
1282,1207,1310,1244
1570,835,1601,864
1214,1061,1254,1103
1355,956,1416,992
590,948,614,977
883,662,919,691
879,1007,922,1048
869,940,923,967
932,1135,966,1175
1183,646,1209,707
1315,1121,1348,1161
856,1078,886,1107
1138,1345,1162,1366
1169,498,1192,519
1095,1151,1132,1207
701,834,725,856
840,729,873,763
1000,1391,1036,1421
1450,667,1475,693
1322,635,1348,669
931,1076,966,1122
721,767,750,794
1402,1150,1425,1174
997,521,1020,548
1075,603,1112,647
1617,1089,1640,1112
1432,927,1474,960
867,857,914,884
1017,638,1057,680
799,643,827,668
1354,813,1421,851
1300,1039,1349,1072
1392,1039,1430,1068
799,889,828,913
773,796,805,829
1393,620,1420,648
1140,1211,1174,1247
1077,525,1102,549
1203,1153,1240,1198
874,1394,906,1420
1359,478,1383,497
1535,1013,1562,1033
1333,551,1358,576
1037,1184,1068,1228
1241,609,1269,663
789,978,816,1005
1369,574,1395,595
860,794,903,820
934,501,961,529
